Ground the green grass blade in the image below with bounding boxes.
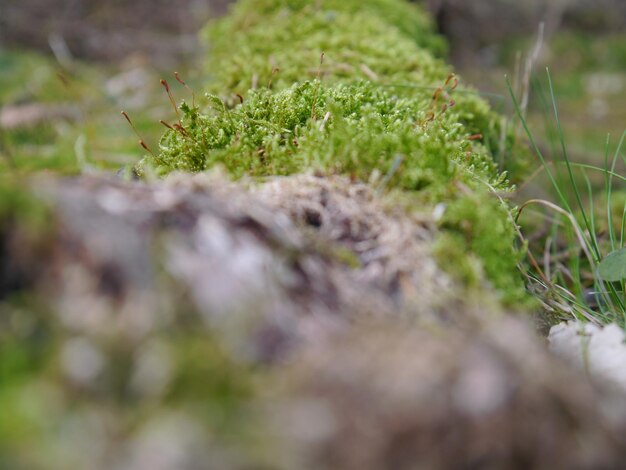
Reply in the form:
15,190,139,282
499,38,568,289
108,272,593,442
604,133,616,251
583,170,599,254
558,162,626,183
621,202,626,248
546,68,600,262
506,75,572,213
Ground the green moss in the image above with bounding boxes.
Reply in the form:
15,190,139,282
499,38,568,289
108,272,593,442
438,193,526,304
221,0,446,55
0,178,50,232
201,0,505,150
205,0,445,92
433,232,483,288
0,294,59,466
0,183,56,456
149,80,525,302
154,81,496,191
144,0,528,304
0,180,56,397
168,332,253,412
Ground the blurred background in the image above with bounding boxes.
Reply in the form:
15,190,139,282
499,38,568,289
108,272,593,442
0,0,624,175
3,0,625,64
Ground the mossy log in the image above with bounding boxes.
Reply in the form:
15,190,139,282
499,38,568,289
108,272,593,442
2,0,626,468
0,172,625,468
145,0,527,303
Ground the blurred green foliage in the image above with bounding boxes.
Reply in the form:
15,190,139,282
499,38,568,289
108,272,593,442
0,49,167,174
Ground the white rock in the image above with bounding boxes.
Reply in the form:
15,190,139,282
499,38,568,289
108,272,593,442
549,321,626,394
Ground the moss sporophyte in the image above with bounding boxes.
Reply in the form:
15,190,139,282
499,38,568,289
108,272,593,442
136,0,528,304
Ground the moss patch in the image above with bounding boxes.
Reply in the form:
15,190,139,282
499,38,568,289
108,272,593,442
201,0,507,154
143,0,527,304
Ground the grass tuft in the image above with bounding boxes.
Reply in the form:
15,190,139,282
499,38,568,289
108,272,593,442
513,68,626,328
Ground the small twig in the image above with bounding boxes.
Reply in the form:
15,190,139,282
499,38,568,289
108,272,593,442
319,111,331,131
517,199,595,271
174,72,196,108
160,79,181,123
268,67,280,90
360,63,378,81
121,110,161,162
520,22,545,117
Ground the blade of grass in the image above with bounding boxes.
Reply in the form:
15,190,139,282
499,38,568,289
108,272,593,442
517,199,595,269
546,69,601,262
583,170,598,255
556,162,626,183
530,74,570,197
621,202,626,248
506,76,572,213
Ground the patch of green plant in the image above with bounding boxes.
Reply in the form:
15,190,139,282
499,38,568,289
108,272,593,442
148,81,523,301
0,50,97,104
205,0,446,92
0,49,170,175
140,0,529,304
0,292,61,466
152,81,495,185
598,247,626,282
440,192,526,303
167,331,253,413
249,0,444,51
201,0,512,157
0,177,49,231
513,69,626,328
0,183,56,462
499,31,626,166
0,181,56,425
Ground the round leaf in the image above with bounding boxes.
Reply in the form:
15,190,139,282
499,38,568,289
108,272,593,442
598,248,626,282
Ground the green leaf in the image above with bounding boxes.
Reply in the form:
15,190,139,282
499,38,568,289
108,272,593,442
598,248,626,281
205,93,226,113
